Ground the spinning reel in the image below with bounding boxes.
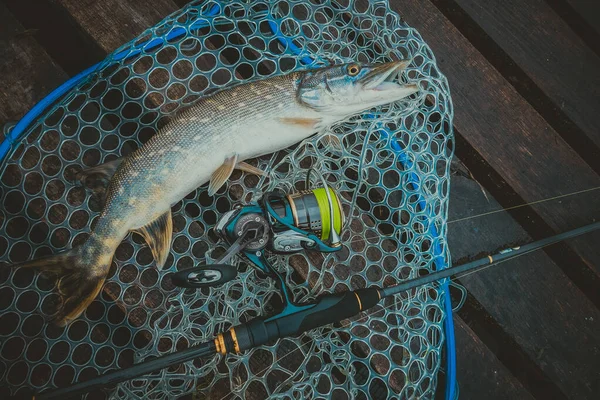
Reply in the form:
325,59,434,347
172,169,344,305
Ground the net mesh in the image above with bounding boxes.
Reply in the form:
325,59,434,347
0,1,454,399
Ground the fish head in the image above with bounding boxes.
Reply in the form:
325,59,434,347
296,60,419,119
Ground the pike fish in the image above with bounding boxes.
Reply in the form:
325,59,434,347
16,60,419,326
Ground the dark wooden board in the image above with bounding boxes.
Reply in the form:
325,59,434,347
56,0,235,81
0,1,160,391
0,3,67,134
455,0,600,150
395,0,600,280
453,316,535,400
55,0,178,54
448,173,600,398
566,0,600,34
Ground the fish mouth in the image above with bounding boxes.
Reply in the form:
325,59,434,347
361,60,415,92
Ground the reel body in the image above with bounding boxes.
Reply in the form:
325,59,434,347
172,170,344,300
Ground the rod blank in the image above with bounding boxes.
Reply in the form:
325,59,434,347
36,341,217,399
380,221,600,299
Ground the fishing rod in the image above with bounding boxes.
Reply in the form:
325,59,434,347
34,220,600,399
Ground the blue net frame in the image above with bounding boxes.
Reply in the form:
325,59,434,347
0,1,456,399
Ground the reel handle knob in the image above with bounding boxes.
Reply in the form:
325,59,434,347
171,264,238,288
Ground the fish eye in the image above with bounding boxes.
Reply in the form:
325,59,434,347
347,64,361,76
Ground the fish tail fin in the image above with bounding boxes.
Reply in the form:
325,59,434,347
15,242,113,326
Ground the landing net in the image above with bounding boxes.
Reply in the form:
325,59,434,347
0,1,454,399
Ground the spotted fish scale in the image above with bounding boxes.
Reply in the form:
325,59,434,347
102,74,306,237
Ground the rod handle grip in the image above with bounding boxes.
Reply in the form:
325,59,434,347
220,287,381,354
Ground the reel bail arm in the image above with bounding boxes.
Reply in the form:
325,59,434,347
172,168,344,290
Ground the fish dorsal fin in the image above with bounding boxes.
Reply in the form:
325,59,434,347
209,154,238,196
135,210,173,270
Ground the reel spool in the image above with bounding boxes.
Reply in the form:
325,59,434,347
172,169,344,289
264,168,344,252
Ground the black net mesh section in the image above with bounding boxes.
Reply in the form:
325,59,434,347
0,1,453,399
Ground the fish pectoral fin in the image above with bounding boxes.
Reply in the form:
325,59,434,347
208,154,238,196
75,157,123,186
278,117,321,128
236,161,267,177
321,134,343,152
135,210,173,270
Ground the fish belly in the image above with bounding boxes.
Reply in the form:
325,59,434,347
235,119,316,160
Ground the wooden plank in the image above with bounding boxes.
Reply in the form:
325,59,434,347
395,0,600,281
57,0,237,80
455,0,600,150
447,173,600,398
0,3,68,134
55,0,178,54
3,0,106,77
565,0,600,34
453,316,535,400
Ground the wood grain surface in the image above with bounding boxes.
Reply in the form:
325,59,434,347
565,0,600,34
396,0,600,282
449,173,600,398
0,4,67,132
456,0,600,150
55,0,178,54
453,317,536,400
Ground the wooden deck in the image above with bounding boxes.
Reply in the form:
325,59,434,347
1,0,599,398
